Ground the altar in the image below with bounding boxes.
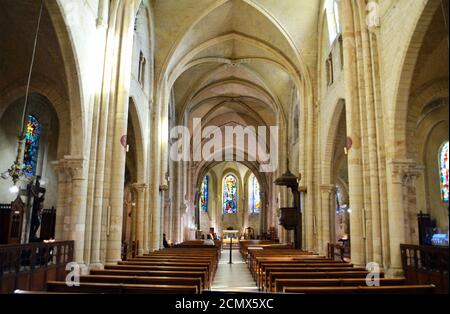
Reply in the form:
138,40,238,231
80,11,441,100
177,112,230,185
222,230,240,246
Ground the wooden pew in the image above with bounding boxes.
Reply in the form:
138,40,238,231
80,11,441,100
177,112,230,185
258,263,357,289
248,251,321,271
14,290,80,294
274,278,406,293
104,264,210,285
283,284,436,294
46,281,199,294
268,271,373,292
90,269,209,290
117,260,214,278
79,275,203,293
261,267,367,291
251,257,337,281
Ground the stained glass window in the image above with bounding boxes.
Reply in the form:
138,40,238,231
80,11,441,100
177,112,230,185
200,175,209,212
23,115,40,177
223,174,238,214
248,175,261,214
439,141,449,202
325,0,341,44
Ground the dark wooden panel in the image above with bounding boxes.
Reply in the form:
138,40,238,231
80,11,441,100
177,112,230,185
0,275,15,293
31,268,46,291
401,244,449,294
0,241,74,293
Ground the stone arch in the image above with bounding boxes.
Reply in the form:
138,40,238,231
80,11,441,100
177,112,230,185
128,97,146,183
159,0,311,91
391,0,442,159
46,1,85,156
321,99,345,184
406,78,449,159
0,78,71,158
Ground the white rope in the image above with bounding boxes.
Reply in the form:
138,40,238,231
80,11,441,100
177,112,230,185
441,0,449,49
20,0,45,136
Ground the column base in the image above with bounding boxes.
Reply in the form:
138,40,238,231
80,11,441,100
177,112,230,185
88,262,104,270
105,260,121,266
385,266,404,278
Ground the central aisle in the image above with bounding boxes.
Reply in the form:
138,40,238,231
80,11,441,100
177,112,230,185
211,249,258,292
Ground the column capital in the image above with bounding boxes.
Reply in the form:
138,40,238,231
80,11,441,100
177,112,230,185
387,159,424,184
51,160,69,181
63,156,87,180
320,184,336,193
131,182,147,192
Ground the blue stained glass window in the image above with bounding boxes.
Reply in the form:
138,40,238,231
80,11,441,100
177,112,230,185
439,141,449,202
223,174,238,214
200,175,209,212
23,115,40,177
249,175,261,214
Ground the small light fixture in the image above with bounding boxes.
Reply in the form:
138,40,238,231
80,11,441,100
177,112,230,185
9,185,19,194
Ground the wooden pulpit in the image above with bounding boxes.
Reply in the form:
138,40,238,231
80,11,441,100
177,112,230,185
0,196,25,244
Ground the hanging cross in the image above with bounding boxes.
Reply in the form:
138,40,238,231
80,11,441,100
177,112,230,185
28,175,46,242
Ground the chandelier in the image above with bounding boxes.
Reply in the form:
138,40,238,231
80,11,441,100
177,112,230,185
1,0,44,192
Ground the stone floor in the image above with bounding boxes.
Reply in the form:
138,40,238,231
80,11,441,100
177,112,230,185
211,249,259,292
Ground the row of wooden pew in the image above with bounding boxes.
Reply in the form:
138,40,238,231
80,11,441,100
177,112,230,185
242,241,436,294
36,242,222,294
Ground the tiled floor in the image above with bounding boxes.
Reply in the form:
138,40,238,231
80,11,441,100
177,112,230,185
211,249,259,292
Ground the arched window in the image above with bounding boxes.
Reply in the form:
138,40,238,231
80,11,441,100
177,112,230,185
223,174,238,214
23,115,41,177
439,141,449,202
325,0,341,44
248,175,261,214
200,175,209,212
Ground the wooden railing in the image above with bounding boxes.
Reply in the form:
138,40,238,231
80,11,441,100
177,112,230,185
0,241,74,293
400,244,449,293
327,243,345,262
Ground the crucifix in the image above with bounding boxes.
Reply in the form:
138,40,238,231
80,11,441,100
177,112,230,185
26,175,46,242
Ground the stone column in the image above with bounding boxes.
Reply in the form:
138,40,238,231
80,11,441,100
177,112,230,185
143,186,150,253
341,0,366,267
105,1,137,264
357,4,383,266
151,185,166,250
320,185,335,255
386,160,422,276
132,183,147,255
52,160,68,241
386,160,406,276
405,167,423,244
65,157,87,265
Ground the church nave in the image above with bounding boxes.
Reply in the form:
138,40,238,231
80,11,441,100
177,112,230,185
0,0,448,301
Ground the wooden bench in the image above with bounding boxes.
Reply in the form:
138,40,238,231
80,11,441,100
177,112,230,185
80,275,203,293
261,267,367,291
118,259,215,277
258,264,358,289
268,271,373,292
104,264,209,282
46,281,199,294
14,290,81,294
274,278,406,292
90,269,209,290
118,260,214,278
283,284,436,294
